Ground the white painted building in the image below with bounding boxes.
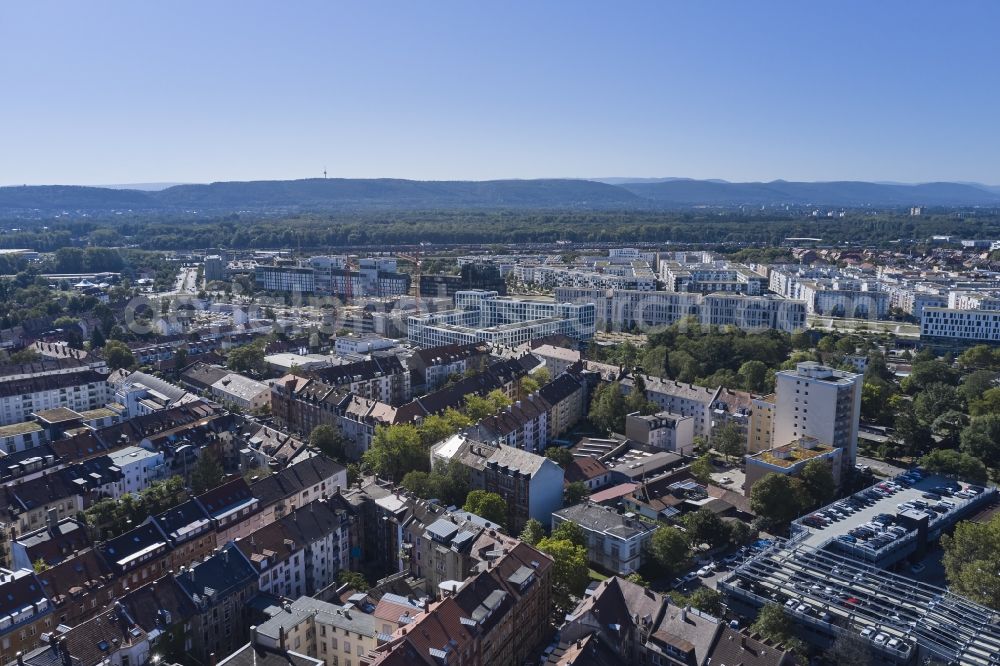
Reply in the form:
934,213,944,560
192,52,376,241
773,362,863,476
108,446,167,496
921,307,1000,343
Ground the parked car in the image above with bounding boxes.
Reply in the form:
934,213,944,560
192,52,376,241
910,562,926,574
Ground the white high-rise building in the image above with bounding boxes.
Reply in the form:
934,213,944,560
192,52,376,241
773,362,863,474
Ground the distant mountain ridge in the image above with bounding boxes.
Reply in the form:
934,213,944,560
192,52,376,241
1,177,998,216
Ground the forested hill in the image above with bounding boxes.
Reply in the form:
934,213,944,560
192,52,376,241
1,177,999,216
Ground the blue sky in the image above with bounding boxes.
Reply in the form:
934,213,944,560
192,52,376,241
2,1,999,185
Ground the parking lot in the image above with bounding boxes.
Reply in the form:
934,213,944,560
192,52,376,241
797,472,989,552
721,538,1000,666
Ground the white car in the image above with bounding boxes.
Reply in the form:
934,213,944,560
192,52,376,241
697,565,714,577
861,627,874,639
874,633,889,646
887,638,903,652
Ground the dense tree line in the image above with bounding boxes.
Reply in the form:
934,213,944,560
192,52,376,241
4,210,1000,253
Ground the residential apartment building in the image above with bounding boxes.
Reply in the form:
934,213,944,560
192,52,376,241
253,595,382,666
621,375,720,439
551,503,658,575
0,370,110,428
553,287,806,333
107,445,167,496
176,543,259,666
624,411,695,454
773,362,863,475
407,290,596,348
0,569,51,663
749,393,776,453
211,373,271,411
407,342,491,391
310,354,411,406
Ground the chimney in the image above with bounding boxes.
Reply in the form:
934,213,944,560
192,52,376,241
16,652,23,666
47,507,59,531
279,625,286,651
209,653,217,666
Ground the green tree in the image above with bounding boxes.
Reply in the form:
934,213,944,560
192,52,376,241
690,453,714,485
919,449,989,484
310,424,347,461
958,344,999,370
520,375,540,395
173,347,188,372
941,514,1000,610
960,370,999,404
362,424,426,481
337,570,370,591
913,382,964,427
960,415,1000,467
750,603,804,655
519,518,545,546
738,360,769,393
750,473,805,528
191,451,224,494
685,508,730,549
649,526,688,576
551,520,586,548
103,339,136,371
799,459,836,508
689,588,723,616
714,422,744,462
728,519,754,546
969,387,1000,417
401,471,439,499
545,446,574,468
564,481,590,506
463,490,507,525
227,342,266,375
625,572,649,587
90,326,106,349
464,394,496,421
536,537,590,614
588,381,627,433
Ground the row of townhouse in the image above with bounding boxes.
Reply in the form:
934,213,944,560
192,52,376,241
0,454,348,663
270,356,539,458
431,437,565,535
307,354,412,407
465,369,589,454
369,542,554,666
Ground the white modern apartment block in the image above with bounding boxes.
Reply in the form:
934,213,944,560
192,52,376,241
921,307,1000,343
0,369,110,426
514,263,657,291
948,290,1000,311
658,260,767,295
554,287,806,333
108,446,167,496
773,362,863,474
769,266,889,319
407,290,596,348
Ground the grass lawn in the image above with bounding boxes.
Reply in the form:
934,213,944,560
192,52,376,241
588,568,609,582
